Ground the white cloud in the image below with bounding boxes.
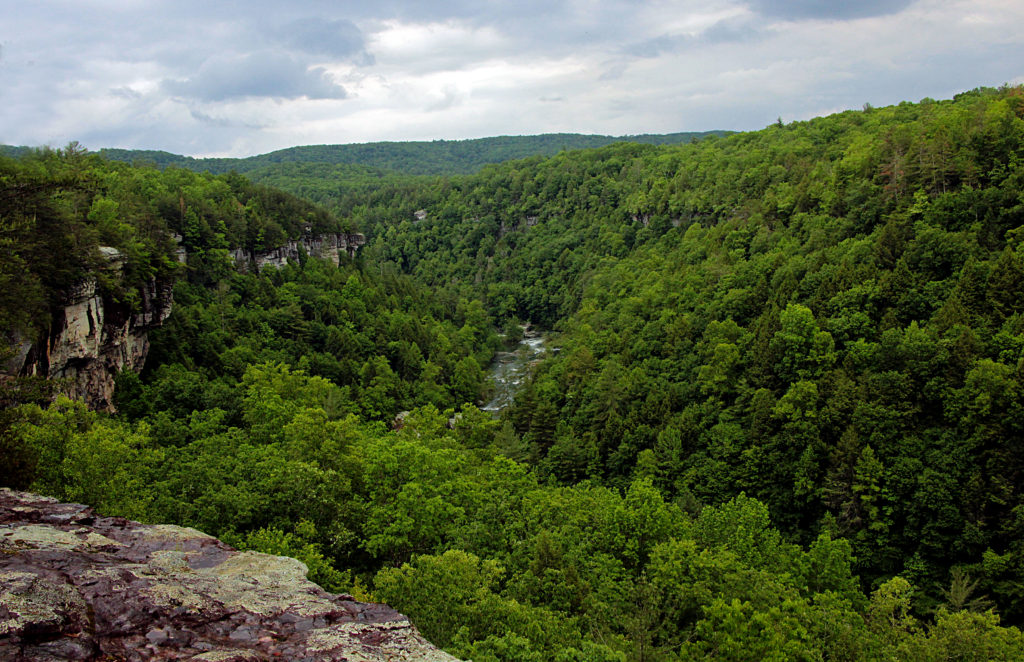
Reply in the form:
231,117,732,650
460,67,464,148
0,0,1022,155
369,20,510,73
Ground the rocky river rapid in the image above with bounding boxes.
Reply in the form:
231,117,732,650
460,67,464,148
482,329,548,413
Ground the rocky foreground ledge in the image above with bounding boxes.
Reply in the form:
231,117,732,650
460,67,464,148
0,489,457,661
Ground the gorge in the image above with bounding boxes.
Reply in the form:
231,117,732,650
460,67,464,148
4,87,1024,660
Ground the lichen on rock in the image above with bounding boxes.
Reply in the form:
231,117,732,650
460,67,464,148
0,571,89,638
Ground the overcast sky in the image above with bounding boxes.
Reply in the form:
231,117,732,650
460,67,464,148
1,0,1022,157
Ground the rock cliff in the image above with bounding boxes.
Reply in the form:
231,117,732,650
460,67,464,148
4,249,174,412
0,489,458,662
3,233,365,412
230,233,366,272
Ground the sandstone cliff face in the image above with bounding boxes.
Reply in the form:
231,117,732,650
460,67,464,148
5,250,173,412
0,489,458,662
230,233,366,272
4,234,365,412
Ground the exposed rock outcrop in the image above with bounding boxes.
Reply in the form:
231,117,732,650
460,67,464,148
498,217,539,238
230,233,366,272
4,249,173,412
0,489,458,662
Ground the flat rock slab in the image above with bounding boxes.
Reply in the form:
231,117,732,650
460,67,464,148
0,489,458,661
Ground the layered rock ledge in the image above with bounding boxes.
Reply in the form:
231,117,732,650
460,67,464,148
0,489,457,661
230,233,366,272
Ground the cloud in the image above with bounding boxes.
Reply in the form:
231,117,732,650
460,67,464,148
747,0,916,21
702,16,762,42
1,0,1023,157
190,109,235,127
425,85,464,112
369,20,509,74
621,12,761,60
189,108,267,129
627,34,692,59
274,17,375,65
162,51,347,101
599,61,629,81
110,87,142,100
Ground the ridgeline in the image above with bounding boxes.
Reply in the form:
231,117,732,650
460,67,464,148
92,131,729,177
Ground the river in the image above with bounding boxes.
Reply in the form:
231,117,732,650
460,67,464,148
481,330,547,413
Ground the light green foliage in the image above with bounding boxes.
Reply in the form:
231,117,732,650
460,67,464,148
867,577,919,643
231,521,351,592
612,477,681,568
375,549,575,658
13,397,97,497
15,397,159,519
922,609,1024,661
59,419,161,520
241,362,350,442
804,532,863,605
770,304,836,383
686,597,819,662
694,493,794,572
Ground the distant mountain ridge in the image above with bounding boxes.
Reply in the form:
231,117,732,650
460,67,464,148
4,131,729,177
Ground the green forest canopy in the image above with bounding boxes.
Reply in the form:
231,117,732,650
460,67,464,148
4,86,1024,660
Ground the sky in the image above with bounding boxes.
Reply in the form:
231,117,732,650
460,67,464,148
1,0,1022,158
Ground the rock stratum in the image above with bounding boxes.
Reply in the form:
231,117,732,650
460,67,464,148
0,489,458,662
230,233,366,272
4,248,174,412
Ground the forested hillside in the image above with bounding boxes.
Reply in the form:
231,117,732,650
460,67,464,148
94,131,727,177
0,145,356,343
350,85,1024,614
4,87,1024,660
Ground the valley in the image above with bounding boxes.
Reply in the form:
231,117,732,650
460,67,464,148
3,86,1024,660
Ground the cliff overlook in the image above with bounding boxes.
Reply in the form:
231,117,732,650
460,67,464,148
0,488,456,661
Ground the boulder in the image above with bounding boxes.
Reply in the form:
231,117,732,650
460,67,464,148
0,489,458,661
